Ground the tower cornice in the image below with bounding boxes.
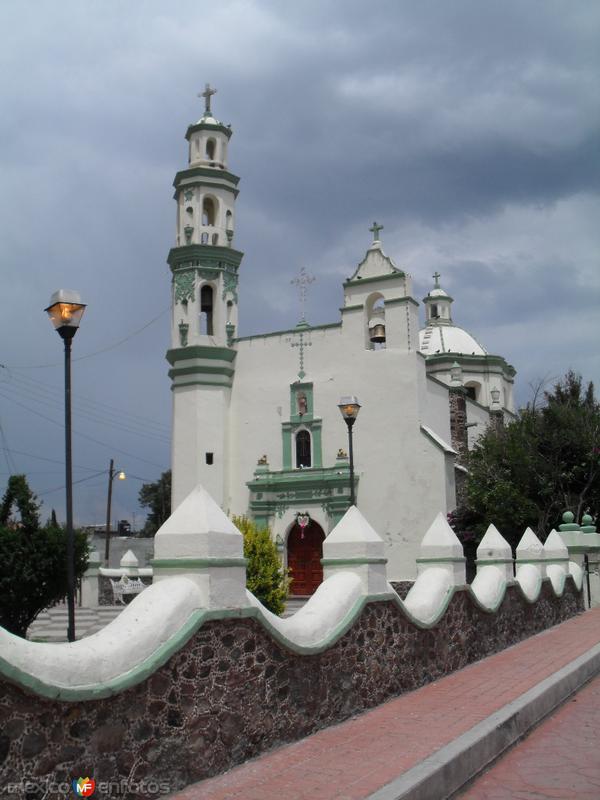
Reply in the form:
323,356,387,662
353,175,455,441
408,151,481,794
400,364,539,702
186,121,233,140
167,244,244,273
173,166,240,188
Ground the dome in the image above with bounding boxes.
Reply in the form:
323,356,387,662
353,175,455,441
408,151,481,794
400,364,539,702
427,287,450,299
419,324,488,356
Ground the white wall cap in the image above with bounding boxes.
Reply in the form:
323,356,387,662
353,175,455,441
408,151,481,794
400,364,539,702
0,577,203,690
543,530,569,560
420,512,464,558
119,549,139,568
515,562,542,601
516,527,544,558
245,572,363,648
471,565,506,609
404,567,453,624
477,524,512,560
323,506,385,561
154,484,243,560
569,560,584,590
546,563,567,595
326,506,383,544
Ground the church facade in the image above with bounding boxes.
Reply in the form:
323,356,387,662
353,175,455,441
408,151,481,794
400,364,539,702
166,90,516,586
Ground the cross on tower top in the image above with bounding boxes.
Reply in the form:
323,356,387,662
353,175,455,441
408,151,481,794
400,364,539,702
433,271,441,288
291,267,316,324
369,221,383,242
199,83,217,115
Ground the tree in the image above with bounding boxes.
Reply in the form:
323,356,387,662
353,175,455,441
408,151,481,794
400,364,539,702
0,476,89,637
0,474,41,531
233,516,289,615
451,371,600,550
138,470,172,535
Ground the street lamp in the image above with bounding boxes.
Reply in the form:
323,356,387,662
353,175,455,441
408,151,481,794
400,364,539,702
45,289,86,642
338,396,361,507
105,458,126,564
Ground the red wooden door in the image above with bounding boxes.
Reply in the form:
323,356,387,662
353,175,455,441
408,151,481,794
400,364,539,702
287,521,325,596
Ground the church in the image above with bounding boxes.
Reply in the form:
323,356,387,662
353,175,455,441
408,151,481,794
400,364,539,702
166,87,516,587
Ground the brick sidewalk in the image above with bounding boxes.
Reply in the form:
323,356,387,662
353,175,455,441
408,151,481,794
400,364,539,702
458,671,600,799
170,609,600,800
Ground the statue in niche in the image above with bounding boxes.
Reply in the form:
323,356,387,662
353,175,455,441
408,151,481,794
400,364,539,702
297,392,308,416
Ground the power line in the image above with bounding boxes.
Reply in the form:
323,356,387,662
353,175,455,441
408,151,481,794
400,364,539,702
0,390,168,470
37,470,109,496
1,307,169,369
3,368,170,435
0,378,170,445
0,446,102,472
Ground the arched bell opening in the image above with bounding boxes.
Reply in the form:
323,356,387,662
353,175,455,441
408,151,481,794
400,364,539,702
205,138,216,161
200,284,214,336
365,293,386,350
286,517,326,596
202,196,217,226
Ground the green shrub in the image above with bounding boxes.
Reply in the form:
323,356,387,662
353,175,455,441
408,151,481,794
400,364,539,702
233,516,289,615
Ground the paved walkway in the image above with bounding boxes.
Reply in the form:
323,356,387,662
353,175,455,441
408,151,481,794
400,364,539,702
170,609,600,800
457,671,600,799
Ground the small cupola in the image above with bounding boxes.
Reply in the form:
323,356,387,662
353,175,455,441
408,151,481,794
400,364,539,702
423,272,454,325
186,83,233,170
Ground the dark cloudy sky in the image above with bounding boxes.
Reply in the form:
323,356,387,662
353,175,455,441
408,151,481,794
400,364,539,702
0,1,598,527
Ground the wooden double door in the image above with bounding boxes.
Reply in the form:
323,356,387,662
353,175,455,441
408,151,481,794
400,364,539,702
286,520,326,596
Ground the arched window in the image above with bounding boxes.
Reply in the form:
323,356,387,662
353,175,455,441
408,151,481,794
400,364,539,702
201,232,209,244
464,381,481,402
295,430,311,468
186,206,193,219
206,138,216,160
225,210,233,230
211,233,219,245
200,285,214,336
430,304,439,319
202,197,216,226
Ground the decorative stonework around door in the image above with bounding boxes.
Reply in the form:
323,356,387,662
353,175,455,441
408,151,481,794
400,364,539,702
286,519,325,596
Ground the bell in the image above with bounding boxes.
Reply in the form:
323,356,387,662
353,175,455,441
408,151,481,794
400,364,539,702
369,323,386,343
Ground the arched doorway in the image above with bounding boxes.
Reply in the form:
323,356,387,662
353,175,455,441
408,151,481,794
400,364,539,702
287,519,325,596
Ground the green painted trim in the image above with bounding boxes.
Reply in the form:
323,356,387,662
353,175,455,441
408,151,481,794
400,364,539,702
235,321,342,342
343,271,405,288
167,244,244,272
425,353,516,377
166,346,236,365
175,181,239,201
171,378,231,389
561,545,600,554
282,427,292,470
312,424,323,468
174,167,238,187
340,304,363,312
169,365,235,380
185,122,234,140
290,382,314,421
151,558,247,568
423,294,455,304
416,557,466,564
321,557,388,566
381,297,420,308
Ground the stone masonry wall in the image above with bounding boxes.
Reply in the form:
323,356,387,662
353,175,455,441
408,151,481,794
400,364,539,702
0,581,582,799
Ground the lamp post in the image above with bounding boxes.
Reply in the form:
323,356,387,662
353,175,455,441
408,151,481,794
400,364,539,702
45,289,86,642
104,458,126,564
338,396,361,507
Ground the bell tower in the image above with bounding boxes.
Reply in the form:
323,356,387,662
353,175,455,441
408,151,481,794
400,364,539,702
167,86,243,509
